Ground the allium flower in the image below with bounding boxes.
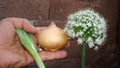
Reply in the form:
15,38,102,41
64,8,107,50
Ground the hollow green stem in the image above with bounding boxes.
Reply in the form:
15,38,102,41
16,21,45,68
81,41,86,68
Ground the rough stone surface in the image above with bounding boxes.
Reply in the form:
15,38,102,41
49,0,89,20
0,0,119,68
116,10,120,67
0,0,49,19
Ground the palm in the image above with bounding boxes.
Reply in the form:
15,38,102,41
0,21,33,68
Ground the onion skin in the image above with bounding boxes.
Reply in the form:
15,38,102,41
38,22,68,51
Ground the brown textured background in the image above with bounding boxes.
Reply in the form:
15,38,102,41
0,0,120,68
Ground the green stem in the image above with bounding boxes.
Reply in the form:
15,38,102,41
81,41,86,68
16,29,45,68
16,20,45,68
32,50,45,68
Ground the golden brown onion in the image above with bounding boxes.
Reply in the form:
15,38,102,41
37,22,68,51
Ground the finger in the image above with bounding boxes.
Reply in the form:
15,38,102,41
36,27,46,31
22,19,37,33
36,27,47,35
39,50,67,61
7,17,37,33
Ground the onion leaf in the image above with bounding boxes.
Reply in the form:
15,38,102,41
16,21,45,68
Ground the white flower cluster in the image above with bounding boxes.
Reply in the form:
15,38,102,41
64,9,107,50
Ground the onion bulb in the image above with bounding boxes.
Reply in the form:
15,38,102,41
37,22,68,51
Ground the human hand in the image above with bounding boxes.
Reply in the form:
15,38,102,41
0,18,67,68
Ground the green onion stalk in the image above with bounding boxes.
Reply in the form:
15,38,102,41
16,20,45,68
81,41,86,68
64,8,107,68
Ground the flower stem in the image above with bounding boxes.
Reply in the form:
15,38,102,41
81,41,86,68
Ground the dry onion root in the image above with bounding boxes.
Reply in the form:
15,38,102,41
38,22,68,51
